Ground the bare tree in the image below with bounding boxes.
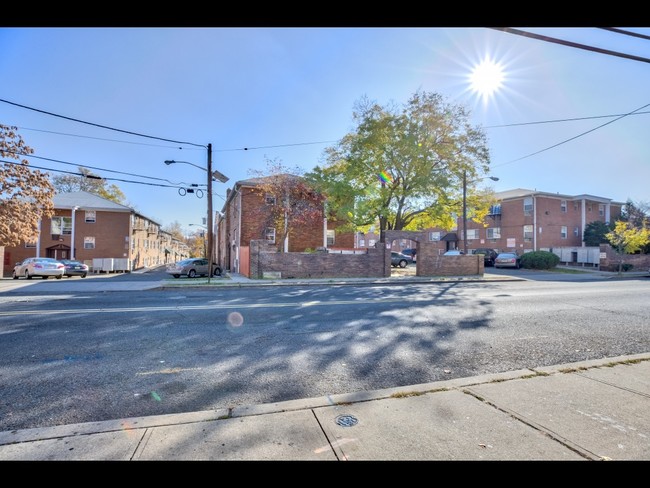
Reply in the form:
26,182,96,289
248,158,325,252
0,124,55,247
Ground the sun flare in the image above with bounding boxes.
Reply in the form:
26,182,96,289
469,58,505,100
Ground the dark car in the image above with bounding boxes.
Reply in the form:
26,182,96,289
391,251,413,268
494,252,522,269
473,248,498,267
401,248,417,261
59,259,89,278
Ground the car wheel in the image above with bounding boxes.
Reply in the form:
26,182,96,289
399,260,407,268
26,271,32,280
81,273,87,278
12,271,18,280
213,266,222,277
56,275,62,279
188,269,197,278
173,274,180,279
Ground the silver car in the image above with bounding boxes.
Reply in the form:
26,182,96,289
166,258,222,278
13,257,65,279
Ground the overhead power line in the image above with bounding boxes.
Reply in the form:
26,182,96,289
491,28,650,64
599,28,650,41
493,102,650,168
0,98,205,148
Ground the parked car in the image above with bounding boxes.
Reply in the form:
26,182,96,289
401,248,417,261
472,248,498,267
166,258,222,278
59,259,89,278
443,250,464,255
494,252,522,269
391,252,413,268
12,257,65,280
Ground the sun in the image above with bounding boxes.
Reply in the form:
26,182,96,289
469,58,505,101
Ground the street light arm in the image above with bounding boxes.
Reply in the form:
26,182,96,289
164,160,206,172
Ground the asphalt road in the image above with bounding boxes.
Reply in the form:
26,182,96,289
0,268,648,433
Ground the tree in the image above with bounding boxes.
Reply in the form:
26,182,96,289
306,90,493,237
621,199,650,253
0,124,55,247
51,166,127,204
248,158,325,252
162,221,185,242
606,221,650,274
583,221,613,246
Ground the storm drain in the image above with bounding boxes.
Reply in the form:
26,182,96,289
335,414,359,427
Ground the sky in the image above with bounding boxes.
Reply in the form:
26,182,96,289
1,27,649,236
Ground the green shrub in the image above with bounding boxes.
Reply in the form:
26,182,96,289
520,251,560,270
622,263,634,272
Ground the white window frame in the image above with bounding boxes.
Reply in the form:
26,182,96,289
523,197,533,216
326,229,335,246
599,204,605,216
24,241,37,248
51,216,72,235
560,200,567,213
523,225,533,242
265,227,276,243
561,226,568,239
429,231,441,241
466,229,479,240
486,227,501,239
84,236,96,249
85,210,96,223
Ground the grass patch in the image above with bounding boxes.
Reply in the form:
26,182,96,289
391,387,447,398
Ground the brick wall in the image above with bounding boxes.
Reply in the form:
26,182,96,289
249,236,485,280
599,244,650,272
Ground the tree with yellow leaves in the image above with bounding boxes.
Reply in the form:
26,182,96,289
606,221,650,275
0,124,55,247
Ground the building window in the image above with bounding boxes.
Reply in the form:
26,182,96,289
486,227,501,239
599,204,605,216
265,194,276,205
51,217,72,235
560,200,567,213
25,241,37,248
523,197,533,216
429,231,441,241
561,226,568,239
359,239,365,247
574,226,580,236
523,225,533,242
489,204,501,215
265,227,276,243
85,211,96,223
84,236,95,249
466,229,479,240
327,229,335,246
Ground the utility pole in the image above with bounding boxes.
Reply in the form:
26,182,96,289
462,170,467,255
207,143,214,284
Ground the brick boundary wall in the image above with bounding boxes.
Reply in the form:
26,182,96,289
249,235,484,280
599,244,650,272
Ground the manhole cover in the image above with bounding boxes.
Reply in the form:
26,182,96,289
335,414,358,427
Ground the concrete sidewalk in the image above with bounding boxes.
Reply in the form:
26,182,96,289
1,353,648,461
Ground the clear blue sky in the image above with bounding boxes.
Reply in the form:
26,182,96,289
1,27,649,235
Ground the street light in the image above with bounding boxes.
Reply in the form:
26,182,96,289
463,172,499,255
164,144,229,283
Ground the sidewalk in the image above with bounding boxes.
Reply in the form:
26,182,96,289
0,353,648,460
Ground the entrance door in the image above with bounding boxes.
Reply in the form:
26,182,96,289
46,245,70,260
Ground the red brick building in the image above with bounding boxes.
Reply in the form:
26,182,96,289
2,191,189,277
216,176,353,275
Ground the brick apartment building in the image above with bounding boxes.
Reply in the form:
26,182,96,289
404,188,623,255
216,176,354,275
2,191,189,277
